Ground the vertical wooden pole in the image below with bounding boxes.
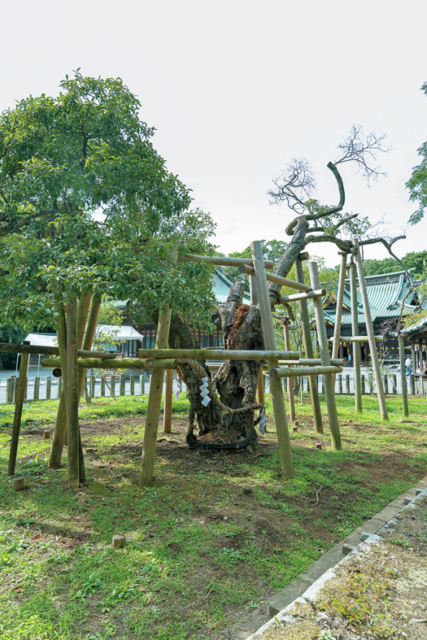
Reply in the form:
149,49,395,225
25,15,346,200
66,296,80,488
256,367,265,406
251,240,294,477
163,369,173,433
332,252,348,365
249,276,258,305
283,320,296,422
399,334,409,417
46,377,51,400
410,373,415,395
411,340,416,375
346,375,350,394
361,375,365,395
383,375,389,395
49,294,98,472
338,375,342,394
295,257,323,433
90,371,95,398
140,374,144,395
353,239,388,421
6,378,13,404
308,261,342,450
391,373,397,394
111,376,116,397
120,373,126,396
130,375,135,396
34,377,40,401
140,306,173,485
349,258,362,412
8,346,30,475
100,375,106,397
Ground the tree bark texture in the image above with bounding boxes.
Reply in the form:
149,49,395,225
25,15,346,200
170,222,310,448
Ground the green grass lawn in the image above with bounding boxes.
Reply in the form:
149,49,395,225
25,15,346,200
0,393,426,639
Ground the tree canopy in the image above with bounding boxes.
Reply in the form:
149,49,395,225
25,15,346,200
407,81,427,225
0,72,217,331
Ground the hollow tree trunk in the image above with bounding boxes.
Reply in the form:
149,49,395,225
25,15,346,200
169,217,309,446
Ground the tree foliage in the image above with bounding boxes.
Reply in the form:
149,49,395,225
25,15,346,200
0,72,217,333
406,82,427,225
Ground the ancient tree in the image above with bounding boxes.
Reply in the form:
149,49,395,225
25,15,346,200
177,126,407,447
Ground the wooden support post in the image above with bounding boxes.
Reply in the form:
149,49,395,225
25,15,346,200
361,375,365,395
6,378,13,404
140,374,144,395
90,371,95,398
383,375,389,395
283,320,296,422
120,373,126,396
24,378,27,400
46,377,51,400
295,257,323,433
345,375,350,394
308,261,342,450
410,373,415,395
353,239,388,420
100,375,106,397
256,367,265,406
163,369,173,433
130,375,135,396
411,340,416,375
391,373,397,394
111,376,116,397
251,241,294,477
349,257,362,412
338,375,342,395
369,378,374,395
34,377,40,401
66,296,80,488
49,293,94,471
249,275,258,305
140,304,173,486
399,334,409,417
8,347,30,475
332,252,347,370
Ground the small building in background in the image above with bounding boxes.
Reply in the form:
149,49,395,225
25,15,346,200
323,270,419,363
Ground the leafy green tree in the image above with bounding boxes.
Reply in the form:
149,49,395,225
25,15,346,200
407,82,427,225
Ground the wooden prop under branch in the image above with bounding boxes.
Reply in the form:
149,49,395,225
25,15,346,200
238,263,312,292
329,336,385,343
278,289,326,304
269,365,343,379
180,254,274,268
137,348,300,361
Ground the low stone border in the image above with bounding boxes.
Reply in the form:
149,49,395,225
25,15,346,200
227,474,427,639
245,476,427,639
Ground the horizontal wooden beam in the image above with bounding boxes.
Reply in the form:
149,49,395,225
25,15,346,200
278,358,345,366
279,289,326,304
269,365,343,379
238,263,312,292
137,348,300,361
180,254,274,269
329,336,385,343
0,342,118,358
41,357,179,370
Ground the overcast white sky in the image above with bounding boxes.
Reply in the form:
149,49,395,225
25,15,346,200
2,0,427,267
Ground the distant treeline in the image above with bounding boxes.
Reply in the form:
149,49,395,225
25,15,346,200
360,250,427,278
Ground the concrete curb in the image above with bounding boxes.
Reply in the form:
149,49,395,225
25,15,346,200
232,474,427,639
245,476,427,639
